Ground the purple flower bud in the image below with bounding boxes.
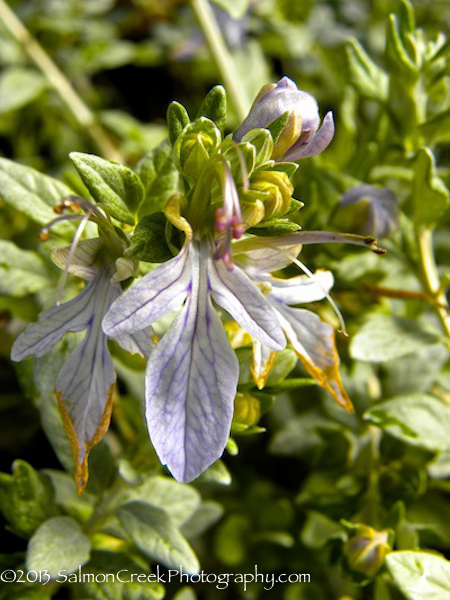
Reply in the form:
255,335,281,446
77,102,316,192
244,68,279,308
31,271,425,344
234,76,334,161
333,185,399,238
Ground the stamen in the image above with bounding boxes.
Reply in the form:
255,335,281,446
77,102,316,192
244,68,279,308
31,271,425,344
290,255,347,335
39,214,85,240
56,208,94,306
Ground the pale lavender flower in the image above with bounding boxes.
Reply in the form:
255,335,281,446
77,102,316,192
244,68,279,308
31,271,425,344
103,184,286,483
234,238,352,411
333,185,399,238
234,76,335,161
11,211,153,492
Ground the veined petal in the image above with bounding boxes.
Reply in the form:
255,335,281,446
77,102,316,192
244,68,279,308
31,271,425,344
251,340,277,390
113,328,156,357
102,248,191,337
273,303,353,412
208,250,286,350
266,270,334,305
283,111,334,161
51,238,103,280
56,270,118,492
233,236,302,274
11,278,98,361
145,241,238,483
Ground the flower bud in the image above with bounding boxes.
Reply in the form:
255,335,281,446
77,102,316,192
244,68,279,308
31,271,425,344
250,170,294,219
344,524,393,578
234,76,334,161
233,392,261,427
174,117,221,181
332,185,399,238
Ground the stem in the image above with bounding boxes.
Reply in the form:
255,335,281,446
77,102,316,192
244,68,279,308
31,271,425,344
416,226,450,339
0,0,123,162
189,0,249,122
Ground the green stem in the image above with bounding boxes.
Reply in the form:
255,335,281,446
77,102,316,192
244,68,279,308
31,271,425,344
189,0,249,122
416,225,450,339
0,0,123,163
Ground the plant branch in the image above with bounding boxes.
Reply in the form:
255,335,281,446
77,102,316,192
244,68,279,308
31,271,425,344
0,0,123,162
416,225,450,339
189,0,249,122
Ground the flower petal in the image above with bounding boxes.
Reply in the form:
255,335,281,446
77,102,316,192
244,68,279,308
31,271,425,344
113,328,156,357
273,304,353,412
50,238,103,280
266,270,334,305
102,248,191,337
208,251,286,350
55,271,118,492
251,340,277,390
233,236,302,274
282,111,334,161
145,242,238,483
11,278,98,361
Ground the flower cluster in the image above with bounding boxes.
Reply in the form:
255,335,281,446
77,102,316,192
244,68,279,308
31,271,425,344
12,78,383,488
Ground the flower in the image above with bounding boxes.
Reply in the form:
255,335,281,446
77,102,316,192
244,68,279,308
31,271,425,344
233,237,352,411
234,76,335,161
103,183,286,483
332,184,399,238
11,203,153,492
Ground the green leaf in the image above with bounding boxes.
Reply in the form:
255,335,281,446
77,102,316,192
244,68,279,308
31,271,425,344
167,101,190,146
211,0,251,19
266,111,289,145
0,460,54,538
70,152,144,224
136,140,180,216
385,14,418,80
412,148,449,225
27,516,91,577
247,218,300,236
196,460,232,485
124,213,172,263
116,501,200,573
384,344,448,397
364,394,450,452
386,551,450,599
82,551,165,600
420,109,450,146
345,38,389,102
241,129,273,166
0,67,47,114
0,241,49,297
181,501,224,539
350,315,439,363
301,511,344,549
0,158,74,233
196,85,227,132
118,476,201,527
173,589,197,600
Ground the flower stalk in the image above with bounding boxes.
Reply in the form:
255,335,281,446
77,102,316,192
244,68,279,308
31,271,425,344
189,0,249,122
0,0,123,163
416,225,450,340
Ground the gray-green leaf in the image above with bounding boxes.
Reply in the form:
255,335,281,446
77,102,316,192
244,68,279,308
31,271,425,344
364,394,450,452
0,240,50,297
27,516,91,578
70,152,144,224
350,314,439,362
135,140,180,217
386,551,450,599
0,158,74,234
116,501,200,573
0,67,47,114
